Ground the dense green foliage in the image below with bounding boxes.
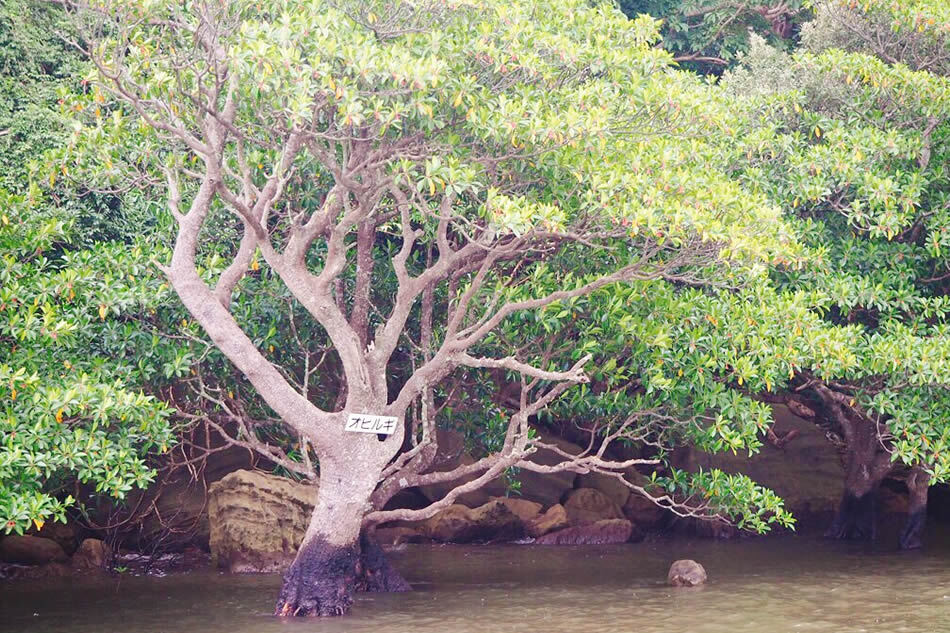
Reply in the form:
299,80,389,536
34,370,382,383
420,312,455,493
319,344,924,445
0,1,78,189
0,193,175,533
55,0,810,534
721,1,950,481
619,0,809,71
0,1,176,534
3,0,949,543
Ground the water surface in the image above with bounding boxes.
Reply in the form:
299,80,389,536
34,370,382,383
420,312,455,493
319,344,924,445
4,533,950,633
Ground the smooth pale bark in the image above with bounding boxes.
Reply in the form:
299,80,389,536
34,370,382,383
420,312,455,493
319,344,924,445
275,457,410,616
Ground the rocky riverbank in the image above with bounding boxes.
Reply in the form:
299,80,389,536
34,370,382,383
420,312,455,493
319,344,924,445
0,404,926,580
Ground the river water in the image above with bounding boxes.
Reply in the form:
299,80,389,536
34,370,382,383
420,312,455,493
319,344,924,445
4,532,950,633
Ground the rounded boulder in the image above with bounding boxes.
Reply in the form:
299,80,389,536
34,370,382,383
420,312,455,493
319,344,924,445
0,535,69,565
668,559,707,587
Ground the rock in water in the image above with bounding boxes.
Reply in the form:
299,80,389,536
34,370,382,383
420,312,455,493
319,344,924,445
668,559,707,586
208,470,319,573
30,520,78,555
563,488,625,526
576,472,632,508
373,526,428,547
422,500,523,543
622,493,668,530
525,504,569,538
489,497,542,523
72,538,113,571
534,519,638,545
0,535,69,565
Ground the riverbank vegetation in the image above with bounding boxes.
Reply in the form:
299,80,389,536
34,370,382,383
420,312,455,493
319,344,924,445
1,0,948,618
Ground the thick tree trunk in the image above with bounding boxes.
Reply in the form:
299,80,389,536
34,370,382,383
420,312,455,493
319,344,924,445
276,536,362,616
275,463,409,617
825,486,878,541
357,529,413,593
899,468,931,550
825,422,886,541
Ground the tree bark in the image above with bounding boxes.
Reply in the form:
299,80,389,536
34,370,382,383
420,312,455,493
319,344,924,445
275,462,409,617
357,529,413,593
899,468,930,550
824,419,887,541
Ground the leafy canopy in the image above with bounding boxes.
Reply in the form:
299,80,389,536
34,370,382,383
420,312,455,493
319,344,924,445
58,0,805,531
0,0,177,534
722,2,950,481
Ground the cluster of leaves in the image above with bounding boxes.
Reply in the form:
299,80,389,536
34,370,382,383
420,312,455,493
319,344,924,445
0,186,180,534
0,0,81,189
719,2,950,480
653,467,794,532
0,0,182,534
620,0,811,72
802,0,950,75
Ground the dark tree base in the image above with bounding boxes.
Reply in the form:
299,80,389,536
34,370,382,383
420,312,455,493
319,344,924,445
899,509,926,550
358,533,412,593
825,491,877,541
275,534,411,617
276,539,361,616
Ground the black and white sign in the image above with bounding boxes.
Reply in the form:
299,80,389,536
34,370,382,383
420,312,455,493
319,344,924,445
345,413,398,436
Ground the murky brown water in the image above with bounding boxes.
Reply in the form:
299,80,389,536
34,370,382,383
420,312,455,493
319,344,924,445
4,532,950,633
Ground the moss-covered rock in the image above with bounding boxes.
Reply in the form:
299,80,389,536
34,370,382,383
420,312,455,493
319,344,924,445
422,500,524,543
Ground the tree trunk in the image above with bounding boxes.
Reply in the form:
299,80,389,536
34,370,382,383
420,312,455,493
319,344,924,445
899,468,930,550
825,421,885,541
358,529,413,592
275,463,410,617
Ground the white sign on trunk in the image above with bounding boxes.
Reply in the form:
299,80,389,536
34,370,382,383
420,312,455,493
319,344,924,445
345,413,398,436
